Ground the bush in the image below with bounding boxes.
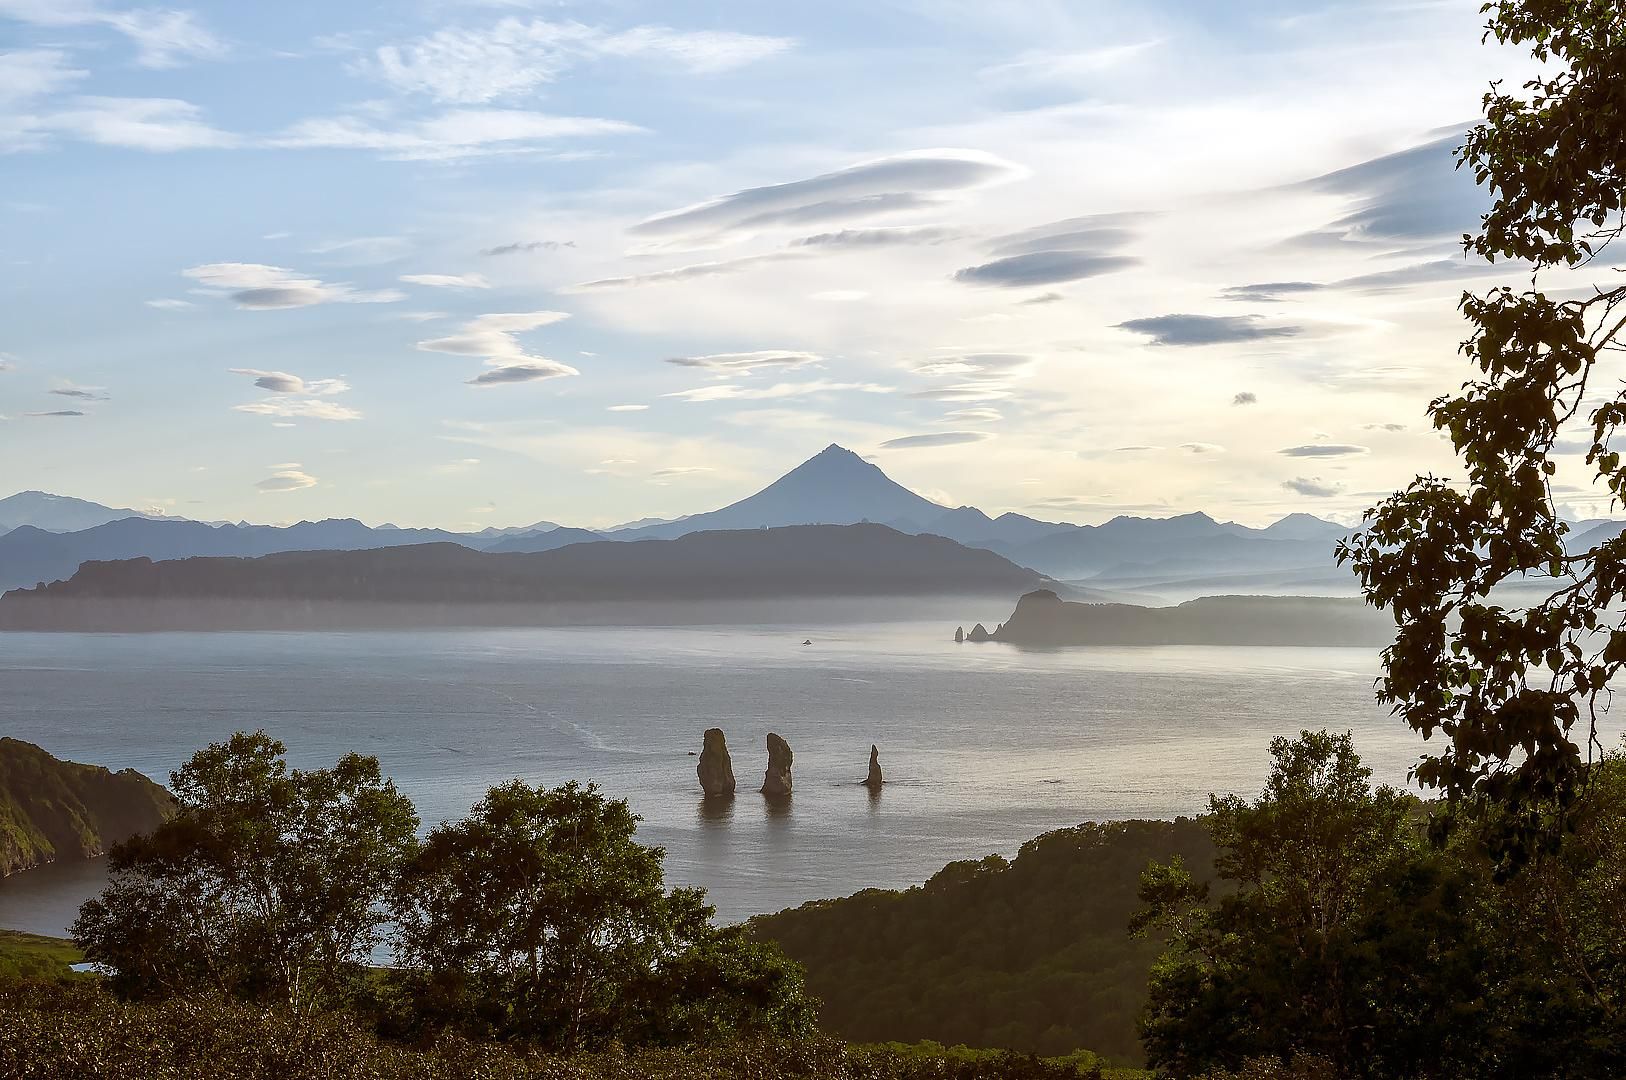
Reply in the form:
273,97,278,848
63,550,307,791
0,981,1103,1080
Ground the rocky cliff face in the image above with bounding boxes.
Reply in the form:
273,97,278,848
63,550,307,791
697,728,736,798
761,733,794,797
0,738,176,876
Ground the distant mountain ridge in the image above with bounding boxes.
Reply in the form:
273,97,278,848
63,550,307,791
0,524,1065,631
12,446,1624,599
0,491,160,535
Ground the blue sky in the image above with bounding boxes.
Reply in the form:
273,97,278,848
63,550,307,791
0,0,1607,529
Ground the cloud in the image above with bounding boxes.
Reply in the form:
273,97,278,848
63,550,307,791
665,379,889,403
665,350,820,376
234,399,362,421
400,272,490,289
1283,476,1343,497
791,226,958,248
1279,444,1368,457
1363,423,1407,432
632,150,1022,241
940,408,1003,423
184,263,403,309
1116,314,1301,346
1334,256,1496,293
48,381,107,401
1232,391,1257,406
481,239,575,256
1020,291,1064,305
271,108,642,160
467,364,575,385
228,368,349,396
363,18,791,104
878,431,991,450
257,467,318,492
912,352,1033,380
1180,442,1225,454
1220,281,1323,303
955,251,1135,287
955,214,1140,288
24,409,83,417
908,385,1011,403
651,465,713,478
418,310,578,385
1300,133,1485,245
567,251,799,291
144,297,192,310
21,96,237,151
0,2,226,68
607,404,647,412
0,48,84,105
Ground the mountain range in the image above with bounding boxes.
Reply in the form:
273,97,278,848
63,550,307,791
0,524,1062,631
6,443,1619,599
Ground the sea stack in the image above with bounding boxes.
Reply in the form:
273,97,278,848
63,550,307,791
954,626,965,643
761,732,793,796
967,622,991,642
697,728,736,798
864,744,883,789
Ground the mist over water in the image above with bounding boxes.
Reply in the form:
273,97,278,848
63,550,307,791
0,612,1495,934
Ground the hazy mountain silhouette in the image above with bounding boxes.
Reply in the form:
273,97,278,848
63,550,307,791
0,524,1066,630
0,517,480,592
0,491,158,535
482,526,606,554
0,447,1382,596
615,445,949,539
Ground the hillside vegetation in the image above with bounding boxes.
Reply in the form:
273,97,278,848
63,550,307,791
750,818,1214,1062
0,738,174,875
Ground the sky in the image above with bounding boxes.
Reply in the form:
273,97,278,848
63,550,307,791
0,0,1614,531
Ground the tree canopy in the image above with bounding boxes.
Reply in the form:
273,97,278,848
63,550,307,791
73,732,418,1015
1338,0,1626,867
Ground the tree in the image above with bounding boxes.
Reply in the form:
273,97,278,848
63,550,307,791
389,779,814,1050
73,731,418,1017
1132,732,1482,1079
1337,1,1626,868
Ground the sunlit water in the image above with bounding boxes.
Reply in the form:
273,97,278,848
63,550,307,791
0,617,1463,934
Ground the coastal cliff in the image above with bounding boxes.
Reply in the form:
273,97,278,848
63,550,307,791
0,739,175,876
984,588,1393,647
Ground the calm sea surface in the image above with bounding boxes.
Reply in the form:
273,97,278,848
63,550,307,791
0,617,1463,934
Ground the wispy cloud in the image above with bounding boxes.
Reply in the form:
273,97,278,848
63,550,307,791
1117,314,1301,346
632,150,1022,242
1279,443,1367,457
361,18,792,104
184,263,403,309
878,431,991,450
417,310,579,385
665,350,820,376
400,272,490,289
256,465,318,492
0,2,227,69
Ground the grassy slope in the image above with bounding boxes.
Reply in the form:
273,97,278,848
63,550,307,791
0,929,83,982
0,737,175,875
750,817,1214,1064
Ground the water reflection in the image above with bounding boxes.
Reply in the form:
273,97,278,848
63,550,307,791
697,796,735,825
763,794,793,819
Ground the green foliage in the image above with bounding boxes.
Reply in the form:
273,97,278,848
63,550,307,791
1137,731,1626,1078
388,778,816,1051
0,980,1097,1080
750,818,1214,1063
1337,0,1626,866
73,731,420,1016
0,930,84,983
0,736,174,875
1135,732,1476,1078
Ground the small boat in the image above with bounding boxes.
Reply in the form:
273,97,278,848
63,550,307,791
802,639,813,646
